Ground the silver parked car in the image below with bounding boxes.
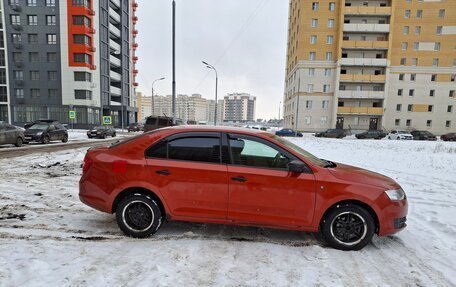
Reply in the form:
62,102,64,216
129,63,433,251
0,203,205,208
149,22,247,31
0,123,25,147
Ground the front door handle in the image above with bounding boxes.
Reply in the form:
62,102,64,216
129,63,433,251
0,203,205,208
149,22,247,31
156,169,171,176
231,176,247,182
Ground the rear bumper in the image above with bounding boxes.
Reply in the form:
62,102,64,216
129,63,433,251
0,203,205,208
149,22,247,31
378,199,408,236
79,180,112,213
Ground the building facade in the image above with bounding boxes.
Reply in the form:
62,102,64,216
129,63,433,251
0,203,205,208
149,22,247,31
284,0,456,134
1,0,138,128
223,93,256,122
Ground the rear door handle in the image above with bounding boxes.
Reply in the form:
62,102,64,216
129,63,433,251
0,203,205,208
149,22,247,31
156,169,171,176
231,176,247,182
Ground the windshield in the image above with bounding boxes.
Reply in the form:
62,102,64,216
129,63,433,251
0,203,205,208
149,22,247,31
29,124,48,130
273,135,327,167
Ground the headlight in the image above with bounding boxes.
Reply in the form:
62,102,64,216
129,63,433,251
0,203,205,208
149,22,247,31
97,132,101,134
36,132,43,136
385,188,406,201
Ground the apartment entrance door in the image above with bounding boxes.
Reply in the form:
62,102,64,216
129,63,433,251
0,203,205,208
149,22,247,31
369,118,379,130
336,117,344,129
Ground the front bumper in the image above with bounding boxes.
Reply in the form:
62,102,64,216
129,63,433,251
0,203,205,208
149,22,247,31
24,134,43,142
378,199,408,236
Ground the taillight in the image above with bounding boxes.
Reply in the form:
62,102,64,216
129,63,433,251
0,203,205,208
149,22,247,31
82,155,93,175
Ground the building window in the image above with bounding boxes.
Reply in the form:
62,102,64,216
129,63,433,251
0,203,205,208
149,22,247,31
320,116,328,124
27,0,37,6
307,84,314,93
10,0,20,4
47,52,57,62
328,19,334,28
426,120,432,127
430,90,435,97
400,58,406,65
407,105,413,112
74,53,92,64
29,52,39,62
312,2,319,11
403,26,409,35
395,119,400,126
10,15,21,25
12,52,22,63
31,89,40,98
309,52,316,60
30,70,39,80
322,100,329,109
48,89,57,97
311,19,318,28
12,34,21,44
401,42,408,51
47,34,57,45
431,74,436,81
411,58,418,66
329,2,335,11
446,121,451,128
399,74,404,80
15,88,24,99
406,119,411,127
46,0,56,6
308,68,315,77
432,58,439,67
428,105,433,112
413,42,419,50
323,85,330,92
439,9,445,18
75,90,92,100
48,71,57,81
326,52,332,60
398,89,403,96
73,0,91,8
416,10,423,18
404,10,410,18
435,42,440,51
74,72,92,82
72,16,91,27
304,116,312,125
411,74,416,81
27,15,38,26
73,34,91,45
46,15,56,26
13,70,23,80
436,26,442,35
28,34,38,44
327,35,333,44
306,100,312,109
450,91,455,98
310,35,317,44
324,69,331,76
415,26,421,35
396,104,401,112
409,89,414,97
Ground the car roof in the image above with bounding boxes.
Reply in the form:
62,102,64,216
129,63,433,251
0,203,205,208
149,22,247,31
155,125,273,137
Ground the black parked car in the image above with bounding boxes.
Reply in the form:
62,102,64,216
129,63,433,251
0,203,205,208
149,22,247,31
127,122,144,132
144,116,182,132
24,119,56,130
0,123,25,147
315,129,346,138
355,130,387,140
275,128,303,137
441,133,456,141
87,126,116,139
410,130,437,141
24,121,68,144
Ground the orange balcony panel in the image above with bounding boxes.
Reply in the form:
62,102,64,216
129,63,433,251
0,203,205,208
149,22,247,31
133,82,139,87
337,107,384,115
133,56,138,62
132,43,138,48
342,40,388,49
132,16,138,22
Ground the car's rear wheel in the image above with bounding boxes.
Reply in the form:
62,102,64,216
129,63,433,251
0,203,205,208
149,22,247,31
321,204,375,251
62,134,68,143
15,137,23,147
116,194,163,238
102,133,107,139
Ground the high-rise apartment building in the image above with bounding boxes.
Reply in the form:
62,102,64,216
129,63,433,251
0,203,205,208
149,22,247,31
0,0,138,128
284,0,456,134
223,93,256,122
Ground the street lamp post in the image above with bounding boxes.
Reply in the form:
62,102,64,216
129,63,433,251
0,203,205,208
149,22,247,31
202,61,218,126
151,77,165,116
172,0,176,124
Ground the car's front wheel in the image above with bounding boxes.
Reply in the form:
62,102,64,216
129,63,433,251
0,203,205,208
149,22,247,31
321,204,375,251
42,135,50,144
15,137,23,147
62,134,68,143
116,194,163,238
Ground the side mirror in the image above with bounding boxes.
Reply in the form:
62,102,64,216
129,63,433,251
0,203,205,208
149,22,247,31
288,160,306,173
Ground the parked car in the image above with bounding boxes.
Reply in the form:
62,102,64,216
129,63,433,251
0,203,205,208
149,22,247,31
355,130,387,140
127,122,144,132
387,130,413,140
144,116,182,132
24,119,56,130
410,130,437,141
80,126,408,251
315,129,346,138
24,121,68,144
87,126,116,139
441,133,456,141
275,128,303,137
0,123,25,147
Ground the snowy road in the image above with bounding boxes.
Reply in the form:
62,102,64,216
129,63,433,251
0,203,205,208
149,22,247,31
0,136,455,286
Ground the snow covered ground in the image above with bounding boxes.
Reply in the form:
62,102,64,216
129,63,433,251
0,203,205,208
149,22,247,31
0,135,455,286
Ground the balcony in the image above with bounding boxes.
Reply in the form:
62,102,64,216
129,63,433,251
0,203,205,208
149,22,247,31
342,40,388,50
109,23,121,38
340,74,386,83
344,6,392,16
110,55,121,67
338,90,385,99
337,107,384,115
109,7,121,23
109,39,121,52
133,56,138,62
343,24,390,33
110,86,122,96
110,0,120,8
340,58,387,66
110,70,121,82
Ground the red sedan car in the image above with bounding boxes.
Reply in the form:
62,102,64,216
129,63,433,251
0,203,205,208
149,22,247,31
79,126,408,250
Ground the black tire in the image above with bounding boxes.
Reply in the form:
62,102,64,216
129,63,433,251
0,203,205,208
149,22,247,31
320,204,375,251
112,132,116,137
15,137,23,147
102,133,107,139
116,194,163,238
62,134,68,143
42,135,50,144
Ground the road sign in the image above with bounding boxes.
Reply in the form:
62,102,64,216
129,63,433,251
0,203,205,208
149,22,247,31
69,110,76,119
103,116,112,125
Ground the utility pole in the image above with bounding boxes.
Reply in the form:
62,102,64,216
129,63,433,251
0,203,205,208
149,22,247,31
172,0,176,124
295,75,300,137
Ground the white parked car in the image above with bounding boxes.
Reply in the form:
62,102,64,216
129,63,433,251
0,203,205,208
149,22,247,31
387,130,413,140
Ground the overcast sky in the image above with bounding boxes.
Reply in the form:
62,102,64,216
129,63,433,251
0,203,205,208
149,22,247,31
135,0,289,120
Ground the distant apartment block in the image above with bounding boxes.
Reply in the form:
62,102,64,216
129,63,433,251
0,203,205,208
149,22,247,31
283,0,456,134
223,93,256,122
0,0,139,127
